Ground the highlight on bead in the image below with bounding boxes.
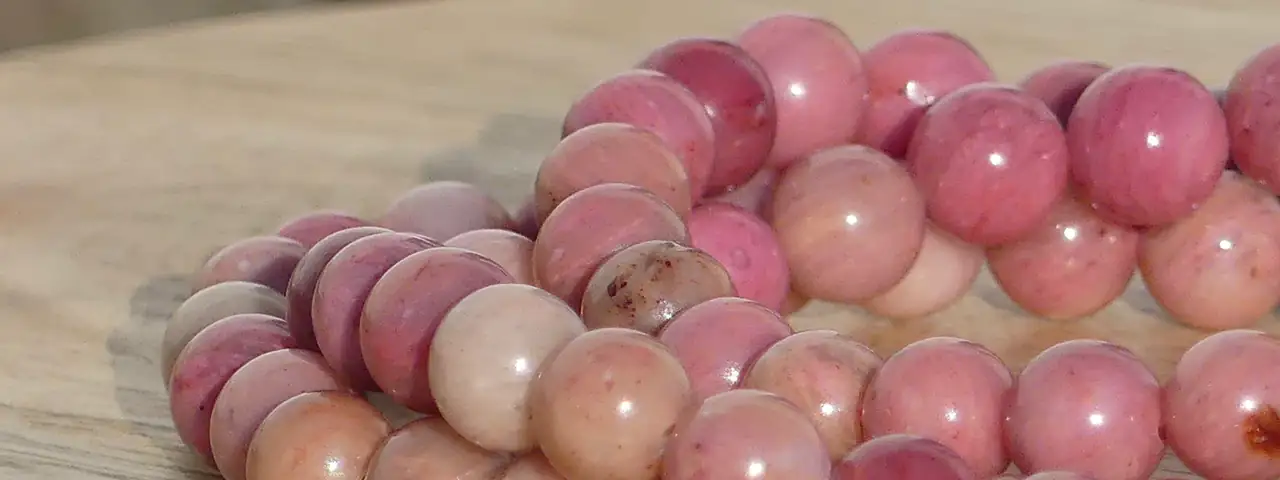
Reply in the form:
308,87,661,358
158,11,1280,480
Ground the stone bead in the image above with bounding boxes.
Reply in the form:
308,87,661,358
862,225,982,320
1226,43,1280,195
657,297,792,403
194,236,306,294
380,180,514,241
1018,60,1110,126
688,202,790,312
832,434,977,480
444,228,536,285
274,210,370,248
246,391,390,480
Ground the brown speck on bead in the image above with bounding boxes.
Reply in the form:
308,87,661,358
1244,404,1280,456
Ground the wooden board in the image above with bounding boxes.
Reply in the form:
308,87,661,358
2,0,1278,478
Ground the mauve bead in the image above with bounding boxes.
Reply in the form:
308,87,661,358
532,183,689,309
1004,340,1162,480
1164,329,1280,480
705,167,780,220
861,337,1013,477
857,29,995,159
161,281,286,388
275,210,370,248
657,297,792,403
688,202,790,311
381,181,514,241
771,145,926,303
1025,473,1093,480
987,193,1139,320
562,69,715,198
285,226,391,351
513,195,540,239
743,330,882,460
1139,172,1280,330
639,37,776,192
832,434,978,480
1226,43,1280,194
662,389,832,480
536,122,692,225
907,83,1070,246
1018,60,1110,126
862,225,982,320
1066,65,1228,227
195,236,307,295
444,228,536,285
737,13,869,169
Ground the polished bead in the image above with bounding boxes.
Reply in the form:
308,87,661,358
772,145,926,302
862,225,982,319
737,13,868,169
657,297,792,403
580,239,735,334
285,226,390,351
1066,65,1228,226
688,202,790,311
275,210,370,248
832,434,977,480
161,281,285,387
195,236,306,294
639,37,776,192
444,228,536,285
364,417,509,480
907,83,1069,246
1018,60,1110,126
1226,43,1280,195
245,391,390,480
1005,340,1162,479
381,181,514,240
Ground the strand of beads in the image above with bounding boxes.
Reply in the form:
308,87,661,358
160,11,1280,480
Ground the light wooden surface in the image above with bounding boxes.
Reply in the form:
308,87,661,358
1,0,1277,478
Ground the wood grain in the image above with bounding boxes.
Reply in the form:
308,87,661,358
0,0,1277,478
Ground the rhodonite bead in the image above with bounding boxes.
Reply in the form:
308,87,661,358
501,453,566,480
364,417,509,480
736,13,868,169
705,167,780,219
380,181,514,240
1004,340,1162,480
361,247,514,413
1066,64,1228,226
532,183,689,308
444,228,536,285
512,195,540,239
562,69,715,198
535,122,692,224
1139,172,1280,330
530,328,691,480
771,145,926,303
861,337,1013,477
832,434,977,480
862,225,982,320
195,236,306,294
274,210,370,248
657,297,792,403
638,37,776,192
1225,43,1280,195
688,202,790,311
1018,60,1110,125
428,283,585,453
662,389,832,480
1025,473,1093,480
906,83,1070,246
743,330,882,460
285,226,391,350
579,239,735,334
857,29,996,159
246,391,390,480
1164,329,1280,480
161,281,286,387
987,193,1139,320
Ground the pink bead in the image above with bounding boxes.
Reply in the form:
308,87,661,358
771,145,926,303
862,225,982,320
1025,473,1093,480
532,183,689,309
657,297,792,403
275,210,370,248
743,330,882,460
987,193,1139,320
512,195,540,240
639,38,776,192
861,337,1013,477
1139,172,1280,330
688,203,790,311
1164,329,1280,480
1018,61,1109,126
1066,65,1228,226
662,389,832,480
1226,43,1280,195
704,167,780,220
444,228,536,285
195,236,306,295
562,70,715,198
737,13,868,169
381,181,514,241
907,83,1069,246
361,247,514,413
1004,340,1162,480
285,226,391,351
857,29,995,159
832,434,978,480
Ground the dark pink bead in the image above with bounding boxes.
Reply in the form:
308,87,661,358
832,434,977,480
1164,329,1280,480
562,70,715,198
1066,65,1228,227
275,211,370,249
688,203,790,311
657,298,792,403
639,38,776,193
737,13,869,169
1226,43,1280,195
857,29,995,159
1004,340,1162,480
1018,61,1110,126
907,83,1069,246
